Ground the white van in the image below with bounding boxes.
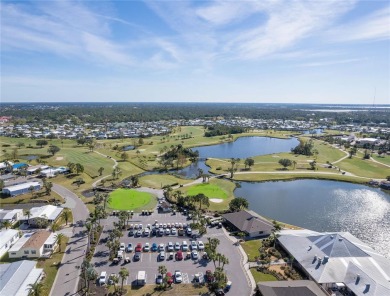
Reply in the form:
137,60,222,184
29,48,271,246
137,270,146,286
99,271,107,285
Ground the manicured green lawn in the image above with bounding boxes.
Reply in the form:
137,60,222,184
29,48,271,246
337,157,389,179
139,174,191,189
372,155,390,166
250,269,278,282
108,189,156,211
241,240,262,261
186,183,228,199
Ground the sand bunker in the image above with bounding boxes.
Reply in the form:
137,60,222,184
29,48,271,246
56,157,64,160
210,198,223,203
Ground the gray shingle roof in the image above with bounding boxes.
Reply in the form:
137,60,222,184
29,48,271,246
257,280,327,296
222,210,274,234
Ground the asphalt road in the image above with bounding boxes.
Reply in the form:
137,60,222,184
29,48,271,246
91,211,252,296
50,184,89,296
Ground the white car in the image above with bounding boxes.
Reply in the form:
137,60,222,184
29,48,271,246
144,243,150,252
163,223,167,229
167,242,174,251
147,224,151,229
171,228,177,235
165,228,170,235
174,270,182,283
139,224,143,229
198,241,204,250
182,241,188,251
99,271,107,285
186,228,192,235
190,241,197,250
174,242,181,251
159,252,166,261
192,250,198,260
159,243,165,252
143,228,150,236
119,243,126,252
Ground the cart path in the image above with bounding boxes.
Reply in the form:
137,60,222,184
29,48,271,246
92,151,118,187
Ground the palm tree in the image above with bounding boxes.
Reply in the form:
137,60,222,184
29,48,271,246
109,274,119,293
98,166,104,176
55,233,65,252
292,160,297,170
2,220,12,229
86,266,97,294
51,222,60,233
61,208,71,225
119,267,129,294
28,185,35,198
27,281,46,296
272,220,282,247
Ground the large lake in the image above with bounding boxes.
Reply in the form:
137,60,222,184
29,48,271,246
235,180,390,257
176,136,299,178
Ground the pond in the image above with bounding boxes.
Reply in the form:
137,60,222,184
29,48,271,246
122,145,135,151
234,179,390,257
21,155,39,160
177,136,299,178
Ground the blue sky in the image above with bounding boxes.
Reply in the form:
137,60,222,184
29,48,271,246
1,0,389,104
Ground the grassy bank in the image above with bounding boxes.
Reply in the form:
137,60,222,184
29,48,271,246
250,269,278,282
108,189,156,211
139,174,191,189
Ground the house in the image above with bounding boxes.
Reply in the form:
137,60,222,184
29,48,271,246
0,260,43,296
277,230,390,295
0,209,24,225
0,229,20,258
26,165,49,175
8,230,57,258
256,280,328,296
2,182,41,197
27,205,63,227
12,163,28,171
222,210,274,238
40,166,69,178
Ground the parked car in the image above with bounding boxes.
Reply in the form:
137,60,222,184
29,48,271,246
186,228,192,235
174,270,182,283
144,243,150,252
192,250,198,260
134,252,141,261
167,242,174,251
143,228,150,236
193,273,201,283
159,252,166,261
126,243,133,252
156,274,163,284
158,228,164,236
178,228,184,236
198,241,204,250
176,250,183,260
99,271,107,286
190,241,197,250
171,228,177,235
139,223,143,229
163,223,167,229
119,243,126,252
182,241,188,251
205,270,214,282
165,228,170,235
135,243,142,252
159,243,165,252
174,242,181,251
136,230,142,237
124,256,130,263
151,243,158,252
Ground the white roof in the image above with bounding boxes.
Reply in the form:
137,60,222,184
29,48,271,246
137,271,146,280
0,161,13,169
29,205,63,221
0,260,43,296
9,233,33,252
0,229,19,248
0,209,23,220
278,231,390,296
3,182,40,192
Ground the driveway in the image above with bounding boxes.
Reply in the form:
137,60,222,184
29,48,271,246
50,184,89,296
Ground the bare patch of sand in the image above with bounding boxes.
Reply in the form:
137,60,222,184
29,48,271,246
272,155,280,158
56,157,64,160
210,198,223,203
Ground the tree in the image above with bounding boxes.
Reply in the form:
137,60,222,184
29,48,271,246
43,180,53,195
98,167,104,176
36,139,48,148
310,160,317,170
119,267,129,294
278,158,292,169
244,158,255,170
120,151,129,161
61,208,71,225
75,163,84,175
229,197,249,212
25,209,31,222
55,233,65,252
228,158,240,178
292,160,297,170
47,145,60,156
130,175,139,187
109,274,119,293
0,179,4,191
2,221,12,229
272,220,282,247
27,282,46,296
158,265,167,278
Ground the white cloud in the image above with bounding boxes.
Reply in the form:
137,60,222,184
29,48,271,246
328,6,390,42
299,58,362,67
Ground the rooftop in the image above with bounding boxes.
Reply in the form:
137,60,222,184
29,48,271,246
222,210,274,234
0,229,19,248
3,181,40,192
257,280,328,296
22,230,52,249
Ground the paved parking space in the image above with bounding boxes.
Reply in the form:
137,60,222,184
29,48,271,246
92,210,252,295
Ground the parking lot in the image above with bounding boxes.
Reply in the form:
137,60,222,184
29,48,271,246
91,209,252,295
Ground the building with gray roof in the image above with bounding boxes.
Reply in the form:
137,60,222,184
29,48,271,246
222,210,274,238
0,260,43,296
278,230,390,296
256,280,328,296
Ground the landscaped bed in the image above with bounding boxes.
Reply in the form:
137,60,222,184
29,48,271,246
108,189,156,211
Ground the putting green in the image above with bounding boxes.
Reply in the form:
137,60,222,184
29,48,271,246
108,189,155,211
186,183,228,199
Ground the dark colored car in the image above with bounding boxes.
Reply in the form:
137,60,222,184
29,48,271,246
176,250,183,260
151,243,158,252
133,252,141,261
135,243,142,252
